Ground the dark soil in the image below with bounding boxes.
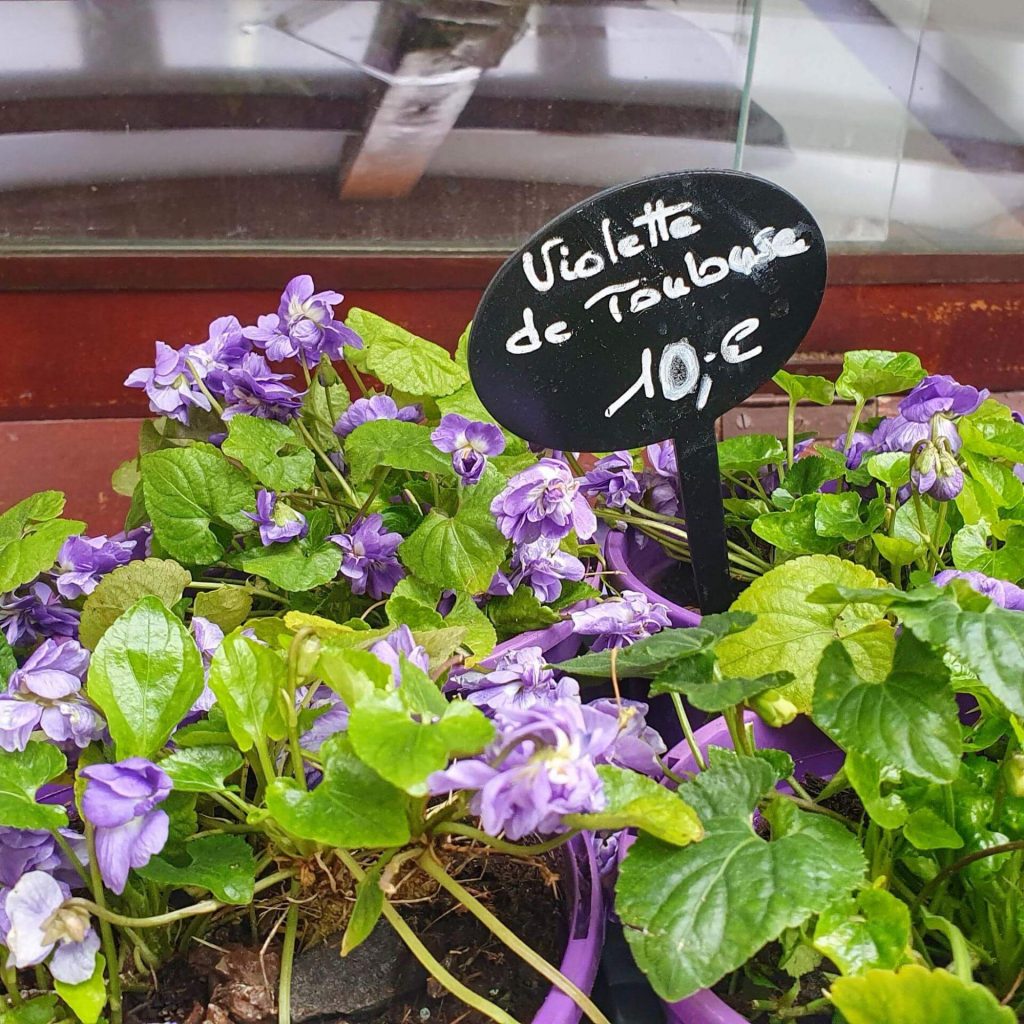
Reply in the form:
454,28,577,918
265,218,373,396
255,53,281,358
125,845,567,1024
712,942,836,1024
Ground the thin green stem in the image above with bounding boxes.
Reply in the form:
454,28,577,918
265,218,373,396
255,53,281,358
191,580,288,606
86,824,123,1024
278,880,300,1024
285,629,315,790
336,850,520,1024
50,828,91,889
355,467,388,521
296,418,359,505
671,694,706,771
1,961,22,1006
185,359,226,418
68,869,295,929
418,851,611,1024
914,841,1024,909
844,398,867,453
438,822,578,857
786,396,797,470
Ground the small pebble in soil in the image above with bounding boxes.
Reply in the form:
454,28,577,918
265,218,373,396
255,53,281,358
289,919,425,1022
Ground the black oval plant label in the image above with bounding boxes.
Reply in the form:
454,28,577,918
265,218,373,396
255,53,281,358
468,170,827,453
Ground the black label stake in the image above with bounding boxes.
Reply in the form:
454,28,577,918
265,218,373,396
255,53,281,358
675,423,733,614
468,170,827,615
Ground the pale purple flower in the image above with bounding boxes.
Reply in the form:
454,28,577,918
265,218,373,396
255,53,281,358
911,441,963,501
584,698,666,776
124,341,212,425
581,452,642,509
451,646,579,713
570,590,671,651
0,639,102,752
872,412,962,455
900,374,988,423
80,759,171,895
490,459,596,545
300,687,350,755
430,414,506,485
4,871,99,983
0,828,87,891
508,540,585,604
369,625,430,686
244,490,308,546
330,514,405,599
487,570,514,598
0,583,79,647
53,534,137,600
188,616,224,716
428,700,606,840
182,317,253,387
243,275,361,363
211,353,304,422
834,430,875,471
333,394,422,440
933,570,1024,611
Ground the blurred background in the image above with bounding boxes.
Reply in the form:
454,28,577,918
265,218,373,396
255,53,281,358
1,0,1023,529
2,0,1022,253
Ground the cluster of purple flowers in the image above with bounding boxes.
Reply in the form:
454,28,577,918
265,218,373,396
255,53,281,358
126,277,362,426
831,375,987,503
428,695,665,840
0,758,171,985
1,528,148,648
0,638,104,752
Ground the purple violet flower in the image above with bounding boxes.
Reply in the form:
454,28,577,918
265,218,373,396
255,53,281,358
570,590,671,651
244,490,308,546
430,414,506,485
124,342,212,425
53,534,137,600
243,275,361,363
0,828,87,891
583,698,666,776
451,646,579,713
187,616,224,717
872,412,962,455
0,639,102,753
508,540,585,604
899,374,988,423
0,583,79,647
490,458,596,545
300,687,350,756
428,699,606,840
580,452,642,509
79,759,171,895
933,570,1024,611
834,430,875,471
3,871,99,983
211,353,304,422
369,625,430,686
330,514,405,600
333,394,422,440
487,570,514,598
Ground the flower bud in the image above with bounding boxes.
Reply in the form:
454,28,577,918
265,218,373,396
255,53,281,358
751,688,798,728
294,633,322,682
1004,752,1024,799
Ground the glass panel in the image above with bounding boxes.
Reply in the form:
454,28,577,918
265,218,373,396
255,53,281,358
0,0,1022,255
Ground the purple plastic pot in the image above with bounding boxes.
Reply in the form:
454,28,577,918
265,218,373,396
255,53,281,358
533,833,606,1024
604,530,701,628
482,619,583,669
620,714,842,1024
